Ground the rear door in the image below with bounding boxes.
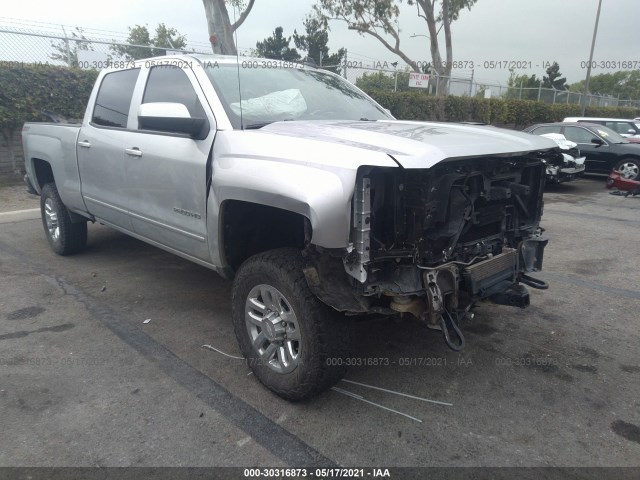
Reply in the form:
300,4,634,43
124,64,216,261
77,68,141,229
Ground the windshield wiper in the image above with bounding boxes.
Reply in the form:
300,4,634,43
244,122,273,130
244,119,295,130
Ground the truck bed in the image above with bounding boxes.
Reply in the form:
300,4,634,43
22,122,85,214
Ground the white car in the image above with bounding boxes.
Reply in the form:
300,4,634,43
539,133,586,183
563,117,640,140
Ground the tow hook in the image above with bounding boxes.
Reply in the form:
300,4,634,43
439,309,465,352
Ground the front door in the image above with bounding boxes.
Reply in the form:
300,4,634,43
562,126,611,173
124,65,216,261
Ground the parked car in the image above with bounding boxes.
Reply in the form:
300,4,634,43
538,133,586,183
524,122,640,180
23,54,555,400
563,117,640,142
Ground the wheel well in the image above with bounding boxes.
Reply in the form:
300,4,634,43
32,158,54,190
221,200,310,273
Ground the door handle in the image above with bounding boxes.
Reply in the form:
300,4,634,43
78,140,91,148
125,147,143,157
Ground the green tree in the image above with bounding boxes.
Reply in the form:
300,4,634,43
506,73,541,100
255,27,301,61
293,16,345,73
356,70,412,93
314,0,478,95
569,71,640,99
542,62,567,90
111,24,187,61
50,28,92,67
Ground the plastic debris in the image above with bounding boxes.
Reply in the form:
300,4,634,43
341,379,453,407
202,344,245,360
331,386,423,423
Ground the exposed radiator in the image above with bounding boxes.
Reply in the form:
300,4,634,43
463,248,517,295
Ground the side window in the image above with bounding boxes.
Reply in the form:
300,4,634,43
142,66,206,119
531,126,561,135
563,126,597,144
92,69,140,128
607,122,633,135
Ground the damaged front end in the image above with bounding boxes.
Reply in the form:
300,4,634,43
304,152,551,351
540,133,586,184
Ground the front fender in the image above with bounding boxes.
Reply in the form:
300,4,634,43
209,130,398,255
212,157,355,248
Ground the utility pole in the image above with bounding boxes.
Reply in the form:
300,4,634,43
581,0,603,115
62,26,71,67
469,69,474,96
392,61,398,92
343,49,348,79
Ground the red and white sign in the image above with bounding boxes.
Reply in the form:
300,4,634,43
409,73,430,89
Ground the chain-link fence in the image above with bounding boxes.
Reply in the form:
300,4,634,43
0,23,211,68
342,63,640,109
1,21,639,110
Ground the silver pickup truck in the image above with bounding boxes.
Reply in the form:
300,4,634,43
23,54,556,400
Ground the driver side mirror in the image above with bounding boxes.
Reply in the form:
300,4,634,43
591,137,604,147
628,129,636,135
138,102,208,140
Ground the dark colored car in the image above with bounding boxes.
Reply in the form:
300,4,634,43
524,122,640,180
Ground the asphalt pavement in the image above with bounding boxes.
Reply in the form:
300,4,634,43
0,177,639,468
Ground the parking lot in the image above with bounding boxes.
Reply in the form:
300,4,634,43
0,177,639,468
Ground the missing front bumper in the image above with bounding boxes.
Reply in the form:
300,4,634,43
462,248,518,297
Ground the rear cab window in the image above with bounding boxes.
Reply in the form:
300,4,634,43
92,68,141,128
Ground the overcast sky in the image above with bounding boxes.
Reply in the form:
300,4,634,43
1,0,639,85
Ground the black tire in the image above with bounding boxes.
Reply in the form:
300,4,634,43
614,158,640,181
232,248,350,401
40,183,87,256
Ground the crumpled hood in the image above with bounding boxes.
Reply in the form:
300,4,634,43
260,120,558,168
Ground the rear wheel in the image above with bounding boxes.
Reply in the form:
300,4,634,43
615,158,640,180
40,183,87,255
232,248,350,401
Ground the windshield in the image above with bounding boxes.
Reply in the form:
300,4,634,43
588,124,628,143
204,64,391,129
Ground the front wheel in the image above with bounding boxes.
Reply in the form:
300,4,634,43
40,183,87,255
615,158,640,180
232,248,350,401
